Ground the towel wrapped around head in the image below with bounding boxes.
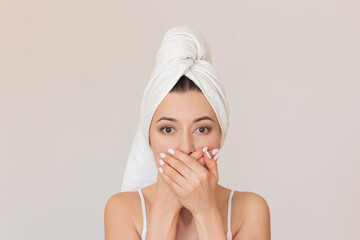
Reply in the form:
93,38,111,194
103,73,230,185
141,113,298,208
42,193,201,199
121,25,230,192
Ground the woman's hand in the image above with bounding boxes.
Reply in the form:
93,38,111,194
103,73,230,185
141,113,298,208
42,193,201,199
154,147,208,214
158,146,220,217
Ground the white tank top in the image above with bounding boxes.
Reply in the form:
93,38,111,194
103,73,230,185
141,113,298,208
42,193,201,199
137,188,235,240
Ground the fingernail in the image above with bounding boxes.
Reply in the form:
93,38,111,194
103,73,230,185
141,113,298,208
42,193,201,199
212,149,219,155
159,167,163,173
205,150,211,159
168,148,175,154
202,146,208,152
159,159,164,166
160,152,166,158
214,153,219,161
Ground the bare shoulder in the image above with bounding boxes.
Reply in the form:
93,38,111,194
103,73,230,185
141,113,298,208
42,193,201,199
105,191,139,211
104,191,141,240
233,191,270,213
232,191,271,240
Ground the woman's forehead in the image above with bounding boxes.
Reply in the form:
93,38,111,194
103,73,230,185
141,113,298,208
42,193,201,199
153,91,217,121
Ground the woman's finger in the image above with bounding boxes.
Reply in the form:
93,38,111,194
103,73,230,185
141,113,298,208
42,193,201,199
203,149,219,179
159,158,188,186
200,147,218,167
189,147,205,160
160,153,193,179
158,165,186,196
167,148,207,173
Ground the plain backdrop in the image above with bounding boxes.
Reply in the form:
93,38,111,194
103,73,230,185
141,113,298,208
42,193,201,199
1,1,359,239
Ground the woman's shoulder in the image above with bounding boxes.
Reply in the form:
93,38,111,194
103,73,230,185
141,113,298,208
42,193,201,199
104,191,142,225
107,190,140,201
233,190,269,206
231,190,271,238
220,186,269,208
232,190,270,216
105,190,140,214
104,191,143,239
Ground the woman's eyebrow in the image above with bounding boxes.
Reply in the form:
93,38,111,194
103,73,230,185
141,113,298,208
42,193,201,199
156,116,214,123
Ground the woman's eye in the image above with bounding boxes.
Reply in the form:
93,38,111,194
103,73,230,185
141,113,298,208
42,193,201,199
160,127,175,134
160,126,211,135
195,127,211,134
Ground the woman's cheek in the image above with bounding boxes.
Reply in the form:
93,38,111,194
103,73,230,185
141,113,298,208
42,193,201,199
155,142,174,157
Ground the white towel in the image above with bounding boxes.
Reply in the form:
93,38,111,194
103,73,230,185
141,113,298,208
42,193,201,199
121,25,230,192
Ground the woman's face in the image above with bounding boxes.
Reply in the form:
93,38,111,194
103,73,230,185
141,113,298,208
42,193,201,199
149,91,221,167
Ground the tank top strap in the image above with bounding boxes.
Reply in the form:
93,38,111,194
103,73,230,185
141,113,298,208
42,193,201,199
226,189,235,240
137,189,147,240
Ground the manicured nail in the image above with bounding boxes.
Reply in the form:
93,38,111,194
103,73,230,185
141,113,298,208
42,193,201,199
205,150,211,159
159,167,163,173
212,149,219,155
168,148,175,154
160,153,166,158
202,146,208,152
214,153,219,161
159,159,164,166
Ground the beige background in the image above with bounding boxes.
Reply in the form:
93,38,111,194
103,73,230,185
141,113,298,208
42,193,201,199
1,1,359,239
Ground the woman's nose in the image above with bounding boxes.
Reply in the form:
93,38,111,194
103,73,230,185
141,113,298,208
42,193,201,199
177,132,195,155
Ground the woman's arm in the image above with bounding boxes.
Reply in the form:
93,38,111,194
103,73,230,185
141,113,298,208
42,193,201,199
145,202,180,240
193,206,227,240
104,193,140,240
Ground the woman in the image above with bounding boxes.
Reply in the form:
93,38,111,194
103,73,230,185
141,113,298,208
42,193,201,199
105,26,271,240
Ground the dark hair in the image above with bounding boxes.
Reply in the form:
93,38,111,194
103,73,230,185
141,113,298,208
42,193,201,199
169,75,202,93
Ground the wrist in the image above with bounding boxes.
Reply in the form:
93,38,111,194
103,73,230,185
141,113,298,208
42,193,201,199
147,206,180,239
193,206,220,222
193,207,226,240
151,202,180,218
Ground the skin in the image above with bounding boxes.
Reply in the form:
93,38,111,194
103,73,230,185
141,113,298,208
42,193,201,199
140,90,230,239
149,90,222,229
104,90,271,240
